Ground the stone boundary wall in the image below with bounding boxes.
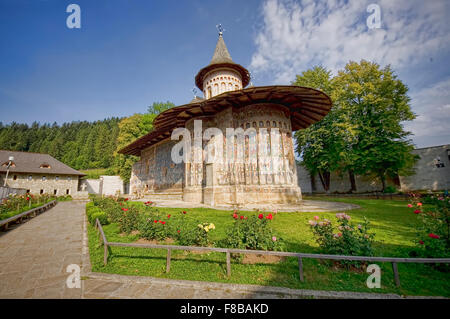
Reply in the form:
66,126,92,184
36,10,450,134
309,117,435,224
81,176,127,196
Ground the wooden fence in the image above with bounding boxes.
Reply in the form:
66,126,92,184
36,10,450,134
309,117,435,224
95,219,450,288
0,200,57,230
0,186,27,200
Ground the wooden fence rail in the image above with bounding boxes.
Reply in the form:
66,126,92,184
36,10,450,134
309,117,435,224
95,219,450,287
0,200,57,230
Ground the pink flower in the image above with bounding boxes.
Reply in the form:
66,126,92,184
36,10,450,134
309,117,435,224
414,209,421,214
428,233,440,239
233,213,238,219
314,216,319,220
417,202,422,206
407,204,413,208
337,233,342,237
272,236,277,241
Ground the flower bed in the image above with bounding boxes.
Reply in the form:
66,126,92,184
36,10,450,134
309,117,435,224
0,194,65,221
87,196,283,255
407,193,450,265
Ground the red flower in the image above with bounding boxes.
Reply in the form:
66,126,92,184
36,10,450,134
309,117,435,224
26,197,30,201
177,230,181,233
233,213,238,219
121,208,128,212
419,240,424,245
414,209,421,214
428,233,440,239
167,214,171,219
182,211,187,214
258,213,263,219
154,220,158,223
407,204,413,208
240,216,244,220
124,198,129,201
266,213,273,220
417,202,422,206
161,221,166,225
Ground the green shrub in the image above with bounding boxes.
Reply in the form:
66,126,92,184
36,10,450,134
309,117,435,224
91,211,109,225
408,194,450,265
220,212,283,251
309,213,375,268
383,186,397,194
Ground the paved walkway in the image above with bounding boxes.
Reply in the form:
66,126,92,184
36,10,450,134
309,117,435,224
0,200,442,299
135,198,359,212
0,200,86,298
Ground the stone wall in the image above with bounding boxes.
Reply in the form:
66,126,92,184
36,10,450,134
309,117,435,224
400,144,450,191
99,176,125,196
0,173,79,196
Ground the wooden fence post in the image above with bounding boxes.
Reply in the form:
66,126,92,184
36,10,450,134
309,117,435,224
166,249,171,273
226,251,231,278
392,262,400,287
298,257,304,282
104,243,108,266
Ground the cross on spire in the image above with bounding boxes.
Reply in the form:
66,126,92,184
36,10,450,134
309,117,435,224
216,24,225,36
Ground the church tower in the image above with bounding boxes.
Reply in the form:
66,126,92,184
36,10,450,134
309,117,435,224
195,30,250,99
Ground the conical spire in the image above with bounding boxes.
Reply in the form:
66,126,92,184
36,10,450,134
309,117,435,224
209,34,234,65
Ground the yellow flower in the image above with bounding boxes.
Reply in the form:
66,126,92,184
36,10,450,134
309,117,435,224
204,227,209,232
209,223,215,230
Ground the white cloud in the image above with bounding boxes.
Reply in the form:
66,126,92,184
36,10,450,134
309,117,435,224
250,0,450,147
250,0,450,83
404,78,450,139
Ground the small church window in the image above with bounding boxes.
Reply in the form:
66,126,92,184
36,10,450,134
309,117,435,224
266,121,270,127
28,175,32,181
259,121,264,127
246,123,250,129
40,189,44,194
53,189,57,195
13,175,17,180
66,189,70,195
42,176,47,181
40,164,51,169
273,121,277,127
55,176,59,181
252,122,257,127
279,122,282,128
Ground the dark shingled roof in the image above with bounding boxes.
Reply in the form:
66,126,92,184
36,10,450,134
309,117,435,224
195,34,250,91
0,150,85,176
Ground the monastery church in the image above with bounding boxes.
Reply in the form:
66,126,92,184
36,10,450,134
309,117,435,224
119,32,332,206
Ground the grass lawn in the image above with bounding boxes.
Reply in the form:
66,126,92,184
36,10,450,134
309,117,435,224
80,168,113,179
0,199,55,221
87,197,450,297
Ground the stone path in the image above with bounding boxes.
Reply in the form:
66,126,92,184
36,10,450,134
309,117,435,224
135,198,360,212
0,200,442,299
0,200,86,298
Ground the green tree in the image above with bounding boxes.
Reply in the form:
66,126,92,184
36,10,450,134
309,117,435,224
333,60,417,190
293,66,352,191
114,101,175,182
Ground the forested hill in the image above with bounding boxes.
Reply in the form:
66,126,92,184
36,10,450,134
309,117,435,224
0,119,121,171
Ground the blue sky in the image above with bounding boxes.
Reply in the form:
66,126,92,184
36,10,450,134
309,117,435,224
0,0,449,148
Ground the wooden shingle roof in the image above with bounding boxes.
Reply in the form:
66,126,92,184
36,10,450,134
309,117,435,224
118,85,332,156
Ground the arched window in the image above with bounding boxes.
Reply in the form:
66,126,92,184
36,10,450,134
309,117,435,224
259,121,264,127
207,86,212,99
229,83,233,91
273,121,277,127
235,85,239,90
266,120,270,127
221,82,226,93
214,83,219,95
